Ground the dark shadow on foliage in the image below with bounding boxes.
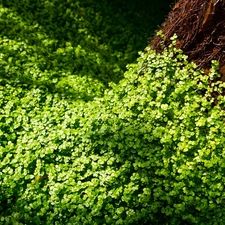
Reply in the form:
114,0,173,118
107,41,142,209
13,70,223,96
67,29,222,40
0,0,172,95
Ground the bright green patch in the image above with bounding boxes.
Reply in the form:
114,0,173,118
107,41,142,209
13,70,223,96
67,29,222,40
1,1,225,225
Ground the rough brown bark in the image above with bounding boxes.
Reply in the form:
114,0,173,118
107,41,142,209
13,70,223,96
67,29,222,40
149,0,225,80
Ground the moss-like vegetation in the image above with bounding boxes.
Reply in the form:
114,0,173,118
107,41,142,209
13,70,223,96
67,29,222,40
2,1,225,225
0,0,170,98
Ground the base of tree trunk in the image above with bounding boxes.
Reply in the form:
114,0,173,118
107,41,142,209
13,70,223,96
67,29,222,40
149,0,225,80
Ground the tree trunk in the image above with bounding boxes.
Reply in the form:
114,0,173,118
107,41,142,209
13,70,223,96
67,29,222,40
149,0,225,80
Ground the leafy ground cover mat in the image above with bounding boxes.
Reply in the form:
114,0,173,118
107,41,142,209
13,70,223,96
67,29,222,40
1,0,225,225
1,40,225,224
0,0,170,98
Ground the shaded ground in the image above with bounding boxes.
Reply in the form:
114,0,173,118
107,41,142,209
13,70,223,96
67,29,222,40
0,0,172,86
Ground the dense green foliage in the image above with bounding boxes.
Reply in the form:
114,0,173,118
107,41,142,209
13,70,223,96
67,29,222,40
0,0,169,99
1,1,225,225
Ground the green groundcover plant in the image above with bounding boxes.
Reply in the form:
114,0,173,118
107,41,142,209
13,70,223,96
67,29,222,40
1,35,225,224
0,0,169,100
1,1,225,225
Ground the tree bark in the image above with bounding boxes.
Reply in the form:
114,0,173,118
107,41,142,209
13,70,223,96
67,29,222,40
149,0,225,80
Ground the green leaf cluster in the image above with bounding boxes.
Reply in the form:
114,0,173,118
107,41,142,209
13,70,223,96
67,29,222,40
1,1,225,225
1,39,225,224
0,0,168,100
